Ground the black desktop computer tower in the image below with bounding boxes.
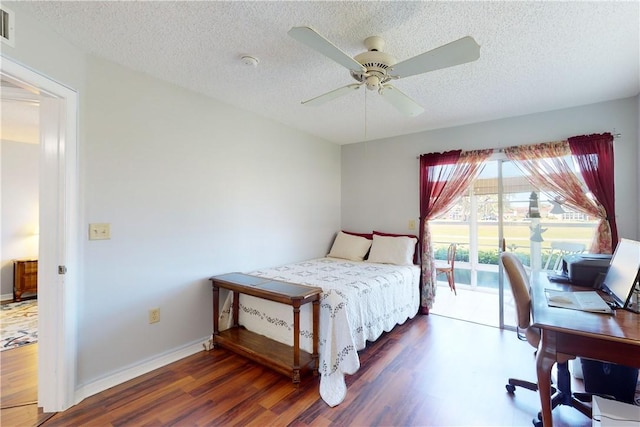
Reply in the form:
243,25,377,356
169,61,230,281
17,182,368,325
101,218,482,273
580,358,639,404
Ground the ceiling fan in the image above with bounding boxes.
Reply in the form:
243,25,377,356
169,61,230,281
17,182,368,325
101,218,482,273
288,26,480,117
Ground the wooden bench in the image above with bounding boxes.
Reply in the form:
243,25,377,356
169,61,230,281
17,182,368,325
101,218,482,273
210,273,321,383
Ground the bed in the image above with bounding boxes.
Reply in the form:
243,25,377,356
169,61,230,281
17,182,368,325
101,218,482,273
219,231,421,407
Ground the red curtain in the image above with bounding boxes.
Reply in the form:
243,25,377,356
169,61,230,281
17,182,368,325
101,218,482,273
419,149,492,313
568,133,617,251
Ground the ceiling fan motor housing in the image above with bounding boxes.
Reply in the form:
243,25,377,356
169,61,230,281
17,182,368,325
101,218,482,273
351,39,397,90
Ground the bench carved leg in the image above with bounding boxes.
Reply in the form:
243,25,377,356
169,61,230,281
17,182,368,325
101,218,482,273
292,302,301,384
212,285,220,348
312,298,319,375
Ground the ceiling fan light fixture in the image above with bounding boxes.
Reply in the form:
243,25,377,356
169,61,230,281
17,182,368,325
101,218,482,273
365,75,380,90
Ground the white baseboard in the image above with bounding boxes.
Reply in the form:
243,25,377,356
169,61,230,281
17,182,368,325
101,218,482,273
74,337,209,405
1,293,15,302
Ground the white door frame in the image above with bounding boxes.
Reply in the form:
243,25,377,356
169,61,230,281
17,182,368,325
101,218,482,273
1,56,79,412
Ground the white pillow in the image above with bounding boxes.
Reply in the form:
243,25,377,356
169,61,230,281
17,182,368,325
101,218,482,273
327,231,372,262
366,234,417,265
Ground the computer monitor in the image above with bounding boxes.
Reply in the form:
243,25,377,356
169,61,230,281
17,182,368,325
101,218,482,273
600,238,640,311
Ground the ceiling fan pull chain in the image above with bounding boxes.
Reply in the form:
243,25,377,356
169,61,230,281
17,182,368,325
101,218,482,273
364,89,368,141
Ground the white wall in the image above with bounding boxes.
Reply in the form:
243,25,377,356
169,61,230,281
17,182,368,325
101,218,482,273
79,57,340,384
3,3,340,392
0,141,39,298
342,96,639,241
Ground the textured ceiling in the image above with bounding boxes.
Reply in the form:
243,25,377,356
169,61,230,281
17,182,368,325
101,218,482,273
12,1,640,145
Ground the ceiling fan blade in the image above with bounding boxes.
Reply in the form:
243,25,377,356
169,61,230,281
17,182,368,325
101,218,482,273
379,85,425,117
391,36,480,79
302,84,362,106
288,26,366,72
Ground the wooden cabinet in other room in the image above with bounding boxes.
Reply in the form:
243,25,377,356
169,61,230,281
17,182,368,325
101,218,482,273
14,260,37,301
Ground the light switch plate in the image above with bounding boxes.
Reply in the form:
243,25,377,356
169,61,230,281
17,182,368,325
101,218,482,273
89,223,111,240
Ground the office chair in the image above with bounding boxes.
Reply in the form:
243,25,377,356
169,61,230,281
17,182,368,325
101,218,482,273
436,243,457,295
500,252,591,426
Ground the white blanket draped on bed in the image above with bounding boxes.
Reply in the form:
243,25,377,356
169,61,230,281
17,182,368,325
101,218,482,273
219,257,420,407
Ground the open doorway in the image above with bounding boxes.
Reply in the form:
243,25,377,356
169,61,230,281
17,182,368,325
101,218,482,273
0,70,43,422
1,75,40,301
1,57,79,413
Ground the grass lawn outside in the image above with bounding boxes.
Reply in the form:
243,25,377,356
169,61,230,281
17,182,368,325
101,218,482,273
430,220,597,255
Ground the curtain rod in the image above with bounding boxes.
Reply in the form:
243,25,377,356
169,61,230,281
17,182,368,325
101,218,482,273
416,132,622,159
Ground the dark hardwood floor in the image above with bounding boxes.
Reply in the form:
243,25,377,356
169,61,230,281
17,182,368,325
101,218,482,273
1,314,592,426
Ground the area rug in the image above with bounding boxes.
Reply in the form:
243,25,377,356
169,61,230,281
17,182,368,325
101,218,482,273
0,300,38,351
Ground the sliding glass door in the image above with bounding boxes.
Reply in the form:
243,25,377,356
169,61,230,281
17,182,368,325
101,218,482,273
430,156,598,329
429,159,505,327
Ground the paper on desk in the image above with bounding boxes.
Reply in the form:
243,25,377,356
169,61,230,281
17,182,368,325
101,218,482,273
545,289,612,314
593,396,640,426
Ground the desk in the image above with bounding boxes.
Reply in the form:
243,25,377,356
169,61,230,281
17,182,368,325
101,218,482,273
530,274,640,426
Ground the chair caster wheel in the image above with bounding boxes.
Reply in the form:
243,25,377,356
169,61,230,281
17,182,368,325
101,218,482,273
505,384,516,393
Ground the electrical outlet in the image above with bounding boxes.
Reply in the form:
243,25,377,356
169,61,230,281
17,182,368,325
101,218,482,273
408,219,416,230
149,308,160,324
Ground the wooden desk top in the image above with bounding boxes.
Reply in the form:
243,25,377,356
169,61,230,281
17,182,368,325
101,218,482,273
530,272,640,345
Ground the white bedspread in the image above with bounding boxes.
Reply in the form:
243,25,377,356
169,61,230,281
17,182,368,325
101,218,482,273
220,257,420,407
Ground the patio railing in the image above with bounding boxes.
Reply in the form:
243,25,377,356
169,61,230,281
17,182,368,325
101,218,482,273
432,219,598,289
